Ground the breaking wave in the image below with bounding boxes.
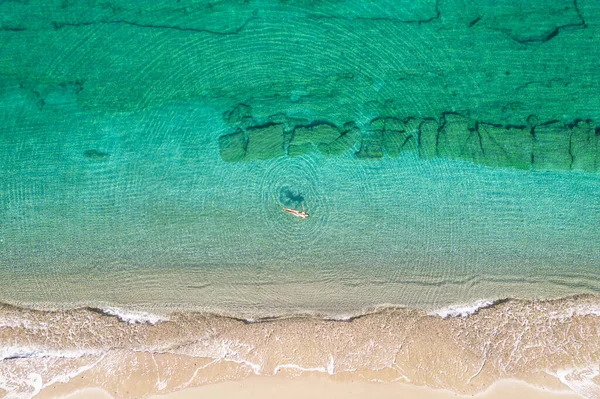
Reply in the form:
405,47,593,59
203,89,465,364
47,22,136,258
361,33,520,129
0,295,599,399
98,307,168,325
428,299,499,318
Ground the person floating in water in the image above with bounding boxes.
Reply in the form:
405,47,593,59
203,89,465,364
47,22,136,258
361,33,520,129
283,204,308,220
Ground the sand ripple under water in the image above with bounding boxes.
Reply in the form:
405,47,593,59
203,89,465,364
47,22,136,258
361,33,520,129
0,296,599,399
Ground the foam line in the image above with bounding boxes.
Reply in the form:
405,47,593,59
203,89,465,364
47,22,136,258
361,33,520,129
427,299,497,318
100,307,168,325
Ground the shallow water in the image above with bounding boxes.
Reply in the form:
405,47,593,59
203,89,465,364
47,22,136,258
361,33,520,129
1,0,600,397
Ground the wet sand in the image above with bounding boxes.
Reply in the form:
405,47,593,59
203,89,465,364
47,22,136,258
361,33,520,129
55,377,583,399
2,295,599,398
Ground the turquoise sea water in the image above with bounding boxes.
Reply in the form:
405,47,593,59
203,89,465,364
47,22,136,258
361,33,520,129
1,0,600,314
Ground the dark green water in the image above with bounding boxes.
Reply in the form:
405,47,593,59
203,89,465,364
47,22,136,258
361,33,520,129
1,0,599,314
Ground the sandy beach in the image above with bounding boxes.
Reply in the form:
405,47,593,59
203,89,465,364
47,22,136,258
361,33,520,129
2,296,599,399
58,376,583,399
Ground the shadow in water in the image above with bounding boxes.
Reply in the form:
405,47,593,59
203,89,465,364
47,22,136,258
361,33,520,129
279,186,305,210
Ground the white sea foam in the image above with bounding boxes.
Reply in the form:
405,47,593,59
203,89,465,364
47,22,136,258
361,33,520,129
553,365,600,399
324,313,358,321
0,347,102,361
0,351,107,399
574,304,600,317
0,316,48,333
552,304,600,320
0,372,43,399
101,307,168,325
0,316,28,329
223,357,263,375
428,299,496,319
273,363,328,374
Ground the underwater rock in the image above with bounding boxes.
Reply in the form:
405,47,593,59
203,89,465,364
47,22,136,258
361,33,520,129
83,149,110,160
289,123,343,156
437,114,484,164
280,0,438,23
382,131,404,157
319,123,361,156
569,121,598,172
477,123,532,169
1,0,255,32
532,121,572,170
369,118,386,132
475,1,585,44
245,123,285,160
418,119,439,159
268,113,310,132
287,141,313,157
218,128,247,162
404,117,422,136
355,118,394,159
216,109,600,173
382,118,418,157
223,104,254,127
437,114,469,158
355,134,384,159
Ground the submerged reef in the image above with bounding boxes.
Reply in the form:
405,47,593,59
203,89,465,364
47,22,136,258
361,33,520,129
219,105,600,172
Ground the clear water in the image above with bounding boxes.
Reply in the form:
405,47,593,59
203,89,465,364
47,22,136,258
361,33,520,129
1,0,600,314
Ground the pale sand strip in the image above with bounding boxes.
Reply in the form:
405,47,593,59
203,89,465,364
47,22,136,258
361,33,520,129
60,376,581,399
5,297,599,398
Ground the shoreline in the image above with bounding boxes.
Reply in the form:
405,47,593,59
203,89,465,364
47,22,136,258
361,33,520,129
1,292,598,322
53,376,583,399
2,265,600,319
2,295,599,398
